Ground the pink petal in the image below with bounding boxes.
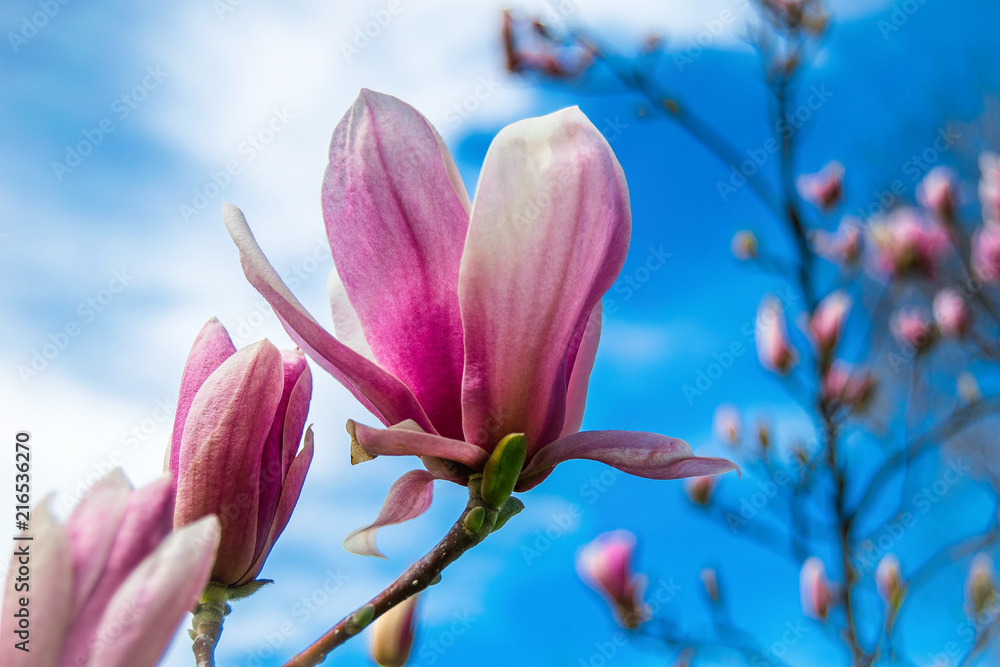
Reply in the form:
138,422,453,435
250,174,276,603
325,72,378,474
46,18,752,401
85,516,221,667
242,427,315,585
561,303,602,437
519,430,737,491
327,268,376,361
322,89,469,440
63,470,131,616
459,107,630,456
175,340,283,585
224,203,435,434
343,470,436,558
349,420,489,471
168,318,236,480
60,478,174,666
1,502,72,667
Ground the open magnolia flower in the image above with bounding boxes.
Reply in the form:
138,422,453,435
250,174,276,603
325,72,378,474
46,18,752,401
224,89,735,556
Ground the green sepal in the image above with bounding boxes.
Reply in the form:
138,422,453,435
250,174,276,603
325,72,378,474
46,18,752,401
480,433,526,509
491,496,524,533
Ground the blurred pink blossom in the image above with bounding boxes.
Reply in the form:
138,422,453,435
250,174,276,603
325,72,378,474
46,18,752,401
876,554,902,608
684,475,715,505
797,161,844,211
731,230,758,260
932,288,969,338
972,222,1000,283
756,296,798,374
967,554,997,616
822,363,875,410
577,530,648,629
809,290,852,358
713,404,742,446
891,308,936,352
979,152,1000,224
917,166,958,222
800,557,831,621
870,209,949,278
811,217,862,265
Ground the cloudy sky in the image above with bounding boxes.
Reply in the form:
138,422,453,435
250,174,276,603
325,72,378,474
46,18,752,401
4,0,1000,665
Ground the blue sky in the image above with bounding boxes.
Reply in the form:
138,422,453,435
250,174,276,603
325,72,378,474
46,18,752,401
3,0,1000,665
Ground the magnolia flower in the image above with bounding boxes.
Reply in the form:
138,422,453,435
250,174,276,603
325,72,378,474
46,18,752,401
811,217,862,265
822,363,875,411
918,166,958,222
979,152,1000,224
168,318,313,586
967,554,997,616
731,230,758,260
756,296,797,374
972,223,1000,283
684,475,715,505
713,404,741,446
370,595,418,667
0,473,220,667
224,90,735,556
809,290,851,358
876,554,902,608
891,308,935,352
933,288,969,338
800,557,831,621
870,209,949,278
797,161,844,211
577,530,648,629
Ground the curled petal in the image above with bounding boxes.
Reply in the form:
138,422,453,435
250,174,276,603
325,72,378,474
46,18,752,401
224,203,434,433
562,303,602,437
460,107,630,455
343,470,436,558
86,517,221,667
519,430,737,491
348,420,489,470
323,90,469,440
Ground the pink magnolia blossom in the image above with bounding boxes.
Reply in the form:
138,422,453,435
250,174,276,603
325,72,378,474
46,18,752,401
932,288,969,338
168,318,314,585
797,161,844,211
756,296,798,374
713,404,741,445
876,554,902,607
979,152,1000,224
891,308,936,352
577,530,648,629
811,217,862,265
972,222,1000,283
731,230,758,260
800,556,831,621
870,209,949,278
224,90,735,556
370,595,418,667
0,472,220,667
822,363,875,410
809,290,852,358
918,166,958,222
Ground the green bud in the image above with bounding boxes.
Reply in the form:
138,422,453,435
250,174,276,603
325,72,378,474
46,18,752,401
492,497,525,533
480,433,526,509
463,506,486,534
347,604,376,635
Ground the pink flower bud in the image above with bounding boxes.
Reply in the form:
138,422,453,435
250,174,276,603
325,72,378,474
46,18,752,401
972,223,1000,283
979,152,1000,224
918,166,958,222
684,476,715,505
700,568,720,603
800,557,831,621
169,318,314,586
809,291,852,357
932,288,969,338
870,209,949,278
577,530,648,629
370,595,418,667
812,217,862,265
967,554,997,616
822,363,875,411
713,404,741,446
731,230,758,260
891,308,935,352
797,161,844,211
876,554,902,608
0,473,220,667
756,296,798,374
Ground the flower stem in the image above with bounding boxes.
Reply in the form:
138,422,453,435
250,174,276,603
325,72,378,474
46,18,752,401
282,476,499,667
190,588,230,667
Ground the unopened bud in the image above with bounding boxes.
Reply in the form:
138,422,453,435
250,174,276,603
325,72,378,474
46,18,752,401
700,568,719,603
481,433,526,509
370,596,418,667
876,554,903,609
967,554,997,616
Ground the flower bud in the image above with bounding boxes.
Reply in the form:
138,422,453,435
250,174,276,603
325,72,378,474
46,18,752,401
876,554,903,609
809,291,851,358
370,595,418,667
822,363,875,411
169,319,314,587
891,309,935,353
870,209,949,278
800,557,831,621
700,567,720,603
797,161,844,211
684,476,714,506
756,296,797,375
972,223,1000,284
979,152,1000,224
731,231,758,260
932,289,969,338
967,554,997,616
713,405,741,446
480,433,526,509
577,530,648,629
812,217,862,265
918,166,958,222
